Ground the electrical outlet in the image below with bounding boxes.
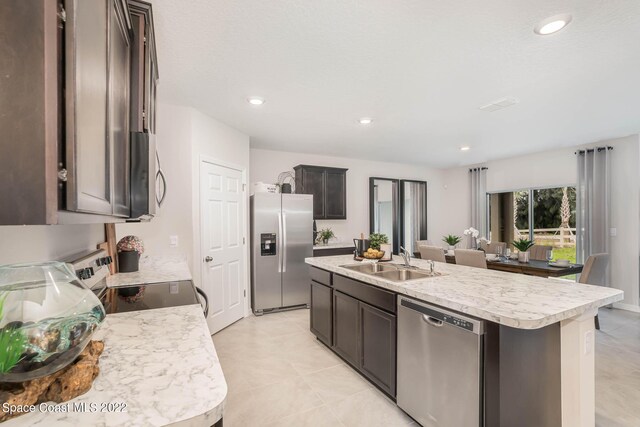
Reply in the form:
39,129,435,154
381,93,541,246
170,235,179,247
610,228,617,237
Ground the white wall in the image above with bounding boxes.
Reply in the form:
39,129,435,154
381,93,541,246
250,148,447,245
441,135,640,308
0,224,105,264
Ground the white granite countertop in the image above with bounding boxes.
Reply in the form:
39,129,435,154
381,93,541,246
4,305,226,427
313,241,354,250
107,255,192,288
306,255,624,329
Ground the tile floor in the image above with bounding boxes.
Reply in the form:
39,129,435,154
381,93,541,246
212,307,640,427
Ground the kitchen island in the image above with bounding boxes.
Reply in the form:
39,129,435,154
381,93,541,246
3,305,226,427
306,255,623,427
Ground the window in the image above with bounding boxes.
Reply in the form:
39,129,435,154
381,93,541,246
488,186,576,264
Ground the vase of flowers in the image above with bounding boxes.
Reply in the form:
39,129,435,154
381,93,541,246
442,235,462,251
463,227,480,249
512,238,534,263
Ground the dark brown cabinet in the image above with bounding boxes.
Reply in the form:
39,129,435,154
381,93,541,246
294,165,348,220
309,268,398,397
129,0,159,134
359,301,397,396
0,0,158,224
332,290,360,367
310,281,332,346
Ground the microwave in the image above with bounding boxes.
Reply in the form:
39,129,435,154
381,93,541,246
130,132,165,220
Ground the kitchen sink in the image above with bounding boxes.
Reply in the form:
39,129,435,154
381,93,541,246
341,263,399,274
340,263,443,282
375,269,440,282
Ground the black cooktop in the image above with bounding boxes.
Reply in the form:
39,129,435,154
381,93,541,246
103,280,200,314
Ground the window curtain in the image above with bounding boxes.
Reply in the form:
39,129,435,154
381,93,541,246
469,167,488,238
576,147,611,284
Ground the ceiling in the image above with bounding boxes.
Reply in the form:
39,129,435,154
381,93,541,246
150,0,640,168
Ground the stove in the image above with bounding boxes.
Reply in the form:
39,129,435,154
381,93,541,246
65,250,206,316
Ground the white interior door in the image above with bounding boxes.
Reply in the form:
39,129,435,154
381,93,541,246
200,161,246,334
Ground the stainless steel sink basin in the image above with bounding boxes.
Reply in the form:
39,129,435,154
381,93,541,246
340,263,443,282
375,269,439,282
341,263,399,274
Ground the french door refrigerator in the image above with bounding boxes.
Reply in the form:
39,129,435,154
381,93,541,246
250,193,313,314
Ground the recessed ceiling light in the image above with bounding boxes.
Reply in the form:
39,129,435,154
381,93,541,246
460,146,471,152
247,97,265,106
359,117,373,125
534,14,572,35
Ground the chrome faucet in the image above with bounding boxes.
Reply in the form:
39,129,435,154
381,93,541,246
400,246,412,268
426,260,435,275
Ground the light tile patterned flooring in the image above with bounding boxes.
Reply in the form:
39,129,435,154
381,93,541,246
212,307,640,427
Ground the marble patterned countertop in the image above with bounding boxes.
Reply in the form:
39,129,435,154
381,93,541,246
4,305,226,427
106,255,192,288
306,255,624,329
313,241,354,250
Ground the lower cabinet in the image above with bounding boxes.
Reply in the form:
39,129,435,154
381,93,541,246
359,302,397,396
332,290,360,367
310,281,333,346
309,272,398,398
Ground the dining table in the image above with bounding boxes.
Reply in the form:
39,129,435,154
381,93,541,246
439,253,583,278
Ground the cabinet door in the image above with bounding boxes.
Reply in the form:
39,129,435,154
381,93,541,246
332,290,359,367
110,0,131,217
324,169,346,219
301,168,325,219
65,0,112,214
310,281,332,346
359,301,397,396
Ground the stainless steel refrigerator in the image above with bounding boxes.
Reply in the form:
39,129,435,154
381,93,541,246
250,193,313,314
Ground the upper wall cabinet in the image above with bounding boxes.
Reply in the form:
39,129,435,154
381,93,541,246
294,165,348,220
0,0,158,225
129,0,158,134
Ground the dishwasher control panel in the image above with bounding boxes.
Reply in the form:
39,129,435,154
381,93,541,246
400,298,482,333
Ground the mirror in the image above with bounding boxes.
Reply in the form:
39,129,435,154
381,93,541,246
369,178,400,254
400,180,427,255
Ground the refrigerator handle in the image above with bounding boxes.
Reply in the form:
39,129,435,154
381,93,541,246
278,211,283,273
282,213,287,273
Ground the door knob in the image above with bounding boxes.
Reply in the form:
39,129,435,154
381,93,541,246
204,256,213,263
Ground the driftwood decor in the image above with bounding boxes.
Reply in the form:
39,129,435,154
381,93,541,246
0,340,104,422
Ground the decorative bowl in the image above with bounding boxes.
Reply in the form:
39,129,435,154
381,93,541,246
363,250,385,260
0,262,105,382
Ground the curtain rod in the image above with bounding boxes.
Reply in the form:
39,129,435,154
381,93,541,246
575,146,613,155
468,167,488,172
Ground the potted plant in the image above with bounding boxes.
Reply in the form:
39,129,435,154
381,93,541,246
512,238,534,263
442,235,462,250
368,233,389,250
316,228,335,245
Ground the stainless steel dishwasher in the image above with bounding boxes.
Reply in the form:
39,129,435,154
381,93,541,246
397,296,485,427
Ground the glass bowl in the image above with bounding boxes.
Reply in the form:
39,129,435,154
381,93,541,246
0,262,105,382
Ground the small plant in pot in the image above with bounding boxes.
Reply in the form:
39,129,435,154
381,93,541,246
368,233,389,250
512,238,534,263
442,235,462,250
316,228,335,245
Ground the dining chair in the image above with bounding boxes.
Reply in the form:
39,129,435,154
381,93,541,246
455,249,487,269
419,245,446,263
415,240,433,249
480,241,507,255
579,253,609,330
530,245,553,261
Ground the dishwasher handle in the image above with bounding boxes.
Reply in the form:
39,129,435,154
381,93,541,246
422,314,444,327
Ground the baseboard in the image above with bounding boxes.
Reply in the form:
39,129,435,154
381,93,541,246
612,302,640,313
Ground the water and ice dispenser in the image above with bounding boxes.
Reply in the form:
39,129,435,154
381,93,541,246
260,233,277,256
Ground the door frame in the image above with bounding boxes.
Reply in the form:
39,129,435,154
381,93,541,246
195,155,250,321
